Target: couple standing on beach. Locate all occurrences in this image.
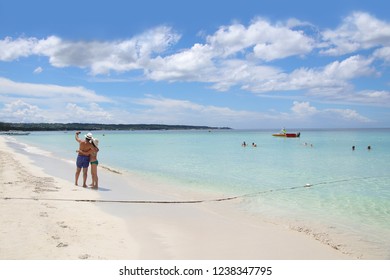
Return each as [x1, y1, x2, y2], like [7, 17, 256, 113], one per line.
[75, 131, 99, 189]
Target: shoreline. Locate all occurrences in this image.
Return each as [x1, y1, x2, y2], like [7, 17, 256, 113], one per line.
[0, 135, 350, 259]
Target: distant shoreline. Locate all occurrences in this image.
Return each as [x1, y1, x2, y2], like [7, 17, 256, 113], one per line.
[0, 122, 231, 132]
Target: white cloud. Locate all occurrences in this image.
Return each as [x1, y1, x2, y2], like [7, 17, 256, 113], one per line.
[0, 92, 373, 127]
[145, 43, 215, 81]
[0, 100, 113, 123]
[321, 12, 390, 56]
[0, 27, 180, 75]
[0, 77, 114, 123]
[206, 18, 315, 60]
[0, 18, 315, 85]
[33, 66, 43, 74]
[373, 46, 390, 62]
[143, 19, 379, 100]
[243, 55, 375, 97]
[324, 108, 372, 123]
[130, 96, 372, 128]
[49, 26, 180, 75]
[290, 101, 372, 123]
[0, 77, 111, 103]
[213, 60, 281, 92]
[131, 94, 270, 127]
[0, 36, 38, 61]
[323, 55, 375, 79]
[285, 18, 315, 29]
[64, 103, 113, 123]
[0, 100, 49, 122]
[341, 90, 390, 106]
[145, 17, 315, 84]
[291, 101, 318, 116]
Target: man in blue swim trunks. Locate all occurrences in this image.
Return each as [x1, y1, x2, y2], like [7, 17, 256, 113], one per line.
[75, 131, 93, 187]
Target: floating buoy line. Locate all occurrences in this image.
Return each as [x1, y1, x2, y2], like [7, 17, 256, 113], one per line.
[1, 176, 388, 205]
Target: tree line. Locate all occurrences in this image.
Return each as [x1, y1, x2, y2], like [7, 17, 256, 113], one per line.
[0, 122, 230, 131]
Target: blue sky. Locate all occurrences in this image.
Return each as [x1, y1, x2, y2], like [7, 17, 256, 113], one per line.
[0, 0, 389, 129]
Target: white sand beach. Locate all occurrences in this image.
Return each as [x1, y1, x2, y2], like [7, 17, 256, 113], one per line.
[0, 135, 349, 260]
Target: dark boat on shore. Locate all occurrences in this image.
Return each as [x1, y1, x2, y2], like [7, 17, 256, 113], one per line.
[0, 131, 30, 136]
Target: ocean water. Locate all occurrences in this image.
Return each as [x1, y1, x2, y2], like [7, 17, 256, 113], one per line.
[6, 129, 390, 259]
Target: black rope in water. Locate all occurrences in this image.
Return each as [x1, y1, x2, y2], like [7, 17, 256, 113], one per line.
[1, 195, 239, 204]
[1, 196, 205, 204]
[1, 176, 388, 205]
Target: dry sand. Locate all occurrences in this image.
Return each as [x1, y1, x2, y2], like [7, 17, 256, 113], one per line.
[0, 136, 350, 259]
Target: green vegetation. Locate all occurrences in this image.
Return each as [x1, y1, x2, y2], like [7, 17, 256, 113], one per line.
[0, 122, 230, 131]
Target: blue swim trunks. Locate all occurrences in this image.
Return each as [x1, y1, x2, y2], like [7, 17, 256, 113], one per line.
[76, 155, 90, 168]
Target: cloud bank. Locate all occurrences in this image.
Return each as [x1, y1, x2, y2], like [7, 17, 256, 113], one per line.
[1, 11, 389, 127]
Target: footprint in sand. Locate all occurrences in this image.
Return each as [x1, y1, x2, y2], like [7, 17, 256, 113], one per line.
[79, 254, 91, 259]
[39, 212, 48, 217]
[56, 242, 68, 248]
[51, 235, 60, 240]
[57, 221, 69, 229]
[41, 202, 56, 209]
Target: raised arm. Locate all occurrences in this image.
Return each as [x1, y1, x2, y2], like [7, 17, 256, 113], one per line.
[75, 131, 83, 143]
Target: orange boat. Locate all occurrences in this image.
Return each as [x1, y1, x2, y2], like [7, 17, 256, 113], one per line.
[272, 132, 300, 138]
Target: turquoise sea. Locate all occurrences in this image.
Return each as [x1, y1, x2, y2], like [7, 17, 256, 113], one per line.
[6, 129, 390, 259]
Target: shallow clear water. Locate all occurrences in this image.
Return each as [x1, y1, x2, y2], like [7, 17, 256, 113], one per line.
[8, 129, 390, 258]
